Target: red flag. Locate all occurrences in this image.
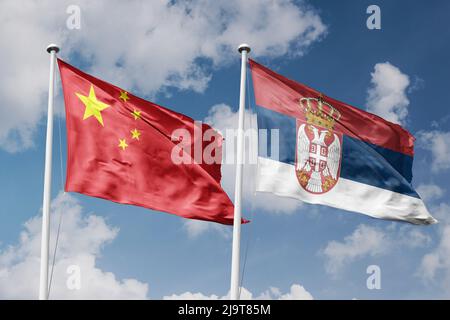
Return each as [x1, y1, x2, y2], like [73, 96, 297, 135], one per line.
[58, 59, 237, 224]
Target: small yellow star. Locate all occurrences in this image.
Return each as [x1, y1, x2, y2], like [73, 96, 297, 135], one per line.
[131, 128, 141, 140]
[75, 85, 110, 126]
[118, 138, 128, 150]
[119, 90, 129, 102]
[131, 109, 141, 120]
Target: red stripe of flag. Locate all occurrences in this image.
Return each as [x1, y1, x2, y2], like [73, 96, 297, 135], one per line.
[249, 59, 415, 156]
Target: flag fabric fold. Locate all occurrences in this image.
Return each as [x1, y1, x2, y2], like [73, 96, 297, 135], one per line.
[58, 59, 236, 225]
[249, 59, 436, 225]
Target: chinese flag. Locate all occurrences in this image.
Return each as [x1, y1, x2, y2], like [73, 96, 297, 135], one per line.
[58, 59, 236, 225]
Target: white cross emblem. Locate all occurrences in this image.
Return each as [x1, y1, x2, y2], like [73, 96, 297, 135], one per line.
[309, 144, 327, 171]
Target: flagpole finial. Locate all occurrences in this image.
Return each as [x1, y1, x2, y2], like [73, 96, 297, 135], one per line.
[46, 44, 60, 54]
[238, 43, 251, 54]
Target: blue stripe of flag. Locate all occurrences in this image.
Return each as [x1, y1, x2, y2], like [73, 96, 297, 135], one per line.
[256, 107, 418, 198]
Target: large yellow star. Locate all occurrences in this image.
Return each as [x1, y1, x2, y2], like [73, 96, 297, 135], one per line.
[75, 85, 110, 126]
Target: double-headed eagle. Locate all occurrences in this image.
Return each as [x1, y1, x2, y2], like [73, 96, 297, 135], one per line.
[296, 124, 341, 193]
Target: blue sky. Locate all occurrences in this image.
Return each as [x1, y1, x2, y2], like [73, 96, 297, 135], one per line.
[1, 0, 450, 299]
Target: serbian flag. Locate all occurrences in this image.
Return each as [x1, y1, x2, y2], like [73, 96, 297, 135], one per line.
[250, 59, 436, 225]
[58, 59, 236, 225]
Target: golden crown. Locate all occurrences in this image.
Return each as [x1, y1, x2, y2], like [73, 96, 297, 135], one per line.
[299, 96, 341, 130]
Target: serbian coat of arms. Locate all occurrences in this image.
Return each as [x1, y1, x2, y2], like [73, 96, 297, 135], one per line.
[296, 97, 343, 194]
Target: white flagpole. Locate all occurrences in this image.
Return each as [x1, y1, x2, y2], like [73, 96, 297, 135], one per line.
[230, 43, 251, 300]
[39, 44, 60, 300]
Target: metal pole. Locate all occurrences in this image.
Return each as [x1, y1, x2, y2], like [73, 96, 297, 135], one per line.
[39, 44, 59, 300]
[230, 43, 251, 300]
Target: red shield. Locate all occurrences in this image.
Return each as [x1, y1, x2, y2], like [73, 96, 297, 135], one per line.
[295, 119, 342, 194]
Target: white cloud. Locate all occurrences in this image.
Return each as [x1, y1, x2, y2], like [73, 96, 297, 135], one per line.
[321, 224, 431, 276]
[259, 284, 313, 300]
[164, 287, 253, 300]
[0, 1, 67, 152]
[419, 225, 450, 293]
[397, 228, 432, 249]
[163, 283, 313, 300]
[417, 184, 444, 202]
[0, 193, 148, 299]
[418, 202, 450, 295]
[0, 0, 326, 152]
[417, 130, 450, 172]
[432, 202, 450, 225]
[322, 224, 388, 276]
[366, 62, 411, 125]
[183, 219, 231, 239]
[164, 291, 221, 300]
